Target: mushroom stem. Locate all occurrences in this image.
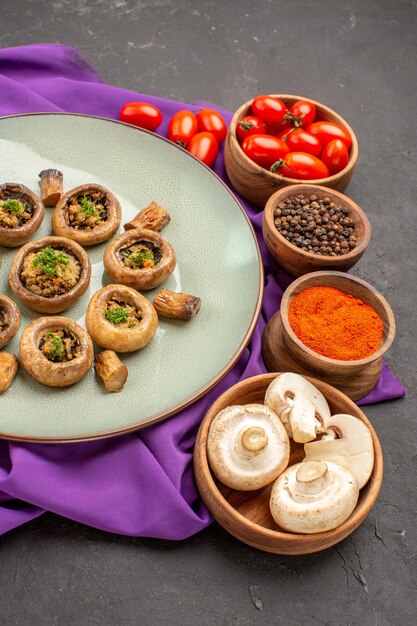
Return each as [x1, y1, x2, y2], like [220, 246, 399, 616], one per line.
[295, 461, 330, 495]
[124, 202, 170, 232]
[0, 352, 19, 394]
[241, 426, 268, 452]
[39, 169, 63, 207]
[153, 288, 202, 320]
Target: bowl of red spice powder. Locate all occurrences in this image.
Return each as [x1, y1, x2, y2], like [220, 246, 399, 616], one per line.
[262, 271, 396, 400]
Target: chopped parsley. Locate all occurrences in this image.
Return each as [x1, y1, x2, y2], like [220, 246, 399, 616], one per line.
[105, 306, 129, 325]
[2, 198, 24, 215]
[32, 246, 70, 277]
[79, 196, 96, 216]
[45, 332, 65, 360]
[126, 249, 155, 268]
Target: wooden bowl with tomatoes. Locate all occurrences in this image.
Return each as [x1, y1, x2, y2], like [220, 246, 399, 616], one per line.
[224, 95, 358, 208]
[262, 184, 371, 277]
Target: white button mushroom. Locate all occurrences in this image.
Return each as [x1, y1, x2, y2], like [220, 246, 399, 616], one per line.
[269, 460, 359, 534]
[264, 373, 330, 444]
[207, 404, 290, 490]
[303, 413, 375, 489]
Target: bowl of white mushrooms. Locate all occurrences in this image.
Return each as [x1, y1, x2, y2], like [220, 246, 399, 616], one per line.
[193, 372, 382, 555]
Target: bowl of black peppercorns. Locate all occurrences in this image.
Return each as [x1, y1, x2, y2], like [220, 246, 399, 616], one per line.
[262, 184, 371, 277]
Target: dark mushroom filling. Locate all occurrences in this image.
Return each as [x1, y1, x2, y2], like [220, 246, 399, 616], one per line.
[20, 245, 81, 297]
[38, 328, 81, 362]
[119, 241, 162, 270]
[0, 307, 6, 333]
[0, 190, 34, 229]
[104, 298, 142, 328]
[65, 192, 109, 230]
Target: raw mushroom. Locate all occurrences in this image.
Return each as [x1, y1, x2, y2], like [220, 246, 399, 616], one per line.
[303, 413, 374, 489]
[270, 460, 359, 534]
[207, 404, 290, 490]
[264, 373, 329, 443]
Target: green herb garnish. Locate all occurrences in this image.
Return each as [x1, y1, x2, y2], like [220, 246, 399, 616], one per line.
[128, 250, 155, 267]
[105, 306, 129, 325]
[32, 246, 70, 276]
[2, 199, 24, 215]
[128, 322, 137, 328]
[45, 332, 65, 360]
[79, 196, 96, 216]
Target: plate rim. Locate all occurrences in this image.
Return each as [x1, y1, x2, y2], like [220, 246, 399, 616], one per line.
[0, 112, 264, 443]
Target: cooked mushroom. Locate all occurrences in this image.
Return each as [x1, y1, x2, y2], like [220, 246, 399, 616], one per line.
[153, 288, 201, 320]
[0, 352, 19, 394]
[38, 169, 63, 207]
[85, 284, 158, 352]
[264, 373, 329, 443]
[207, 404, 290, 490]
[269, 460, 359, 534]
[52, 183, 122, 246]
[19, 316, 94, 387]
[124, 201, 170, 232]
[95, 350, 128, 392]
[0, 295, 20, 349]
[9, 236, 91, 313]
[303, 413, 374, 489]
[0, 183, 45, 247]
[103, 228, 176, 291]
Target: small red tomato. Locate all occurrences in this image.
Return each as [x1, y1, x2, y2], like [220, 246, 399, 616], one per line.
[251, 96, 288, 126]
[307, 121, 352, 148]
[188, 132, 219, 167]
[196, 109, 227, 143]
[242, 134, 290, 169]
[168, 110, 198, 147]
[289, 100, 316, 128]
[285, 129, 322, 157]
[271, 152, 329, 180]
[321, 139, 349, 174]
[119, 102, 162, 131]
[236, 115, 266, 142]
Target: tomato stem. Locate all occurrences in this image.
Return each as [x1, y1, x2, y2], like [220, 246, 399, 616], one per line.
[175, 140, 188, 148]
[270, 160, 296, 174]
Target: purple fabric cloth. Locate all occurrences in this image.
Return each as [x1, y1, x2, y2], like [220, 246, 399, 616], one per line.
[0, 45, 405, 539]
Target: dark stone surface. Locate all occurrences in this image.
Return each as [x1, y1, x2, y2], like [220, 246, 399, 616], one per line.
[1, 1, 416, 624]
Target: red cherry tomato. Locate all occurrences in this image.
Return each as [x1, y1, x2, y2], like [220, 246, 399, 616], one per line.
[242, 134, 290, 169]
[320, 139, 349, 175]
[168, 110, 198, 147]
[188, 132, 219, 167]
[119, 102, 162, 131]
[272, 152, 329, 180]
[289, 100, 316, 128]
[236, 115, 266, 143]
[307, 121, 352, 148]
[285, 129, 322, 157]
[196, 109, 227, 143]
[251, 96, 288, 127]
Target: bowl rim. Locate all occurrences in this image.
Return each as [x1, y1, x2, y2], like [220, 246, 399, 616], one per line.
[228, 94, 359, 185]
[280, 270, 396, 366]
[194, 372, 383, 548]
[263, 183, 371, 264]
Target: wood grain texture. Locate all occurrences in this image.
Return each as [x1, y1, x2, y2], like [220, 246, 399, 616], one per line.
[193, 373, 383, 555]
[262, 184, 371, 277]
[224, 95, 359, 208]
[262, 271, 396, 400]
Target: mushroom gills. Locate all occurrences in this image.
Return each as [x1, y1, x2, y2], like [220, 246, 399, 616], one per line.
[303, 413, 374, 489]
[207, 404, 290, 491]
[264, 373, 329, 443]
[269, 460, 359, 534]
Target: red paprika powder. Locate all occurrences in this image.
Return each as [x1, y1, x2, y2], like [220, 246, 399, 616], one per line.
[288, 286, 384, 361]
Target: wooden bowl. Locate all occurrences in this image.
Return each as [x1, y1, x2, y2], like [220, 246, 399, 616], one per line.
[262, 271, 396, 400]
[262, 184, 371, 277]
[224, 94, 358, 208]
[194, 373, 383, 555]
